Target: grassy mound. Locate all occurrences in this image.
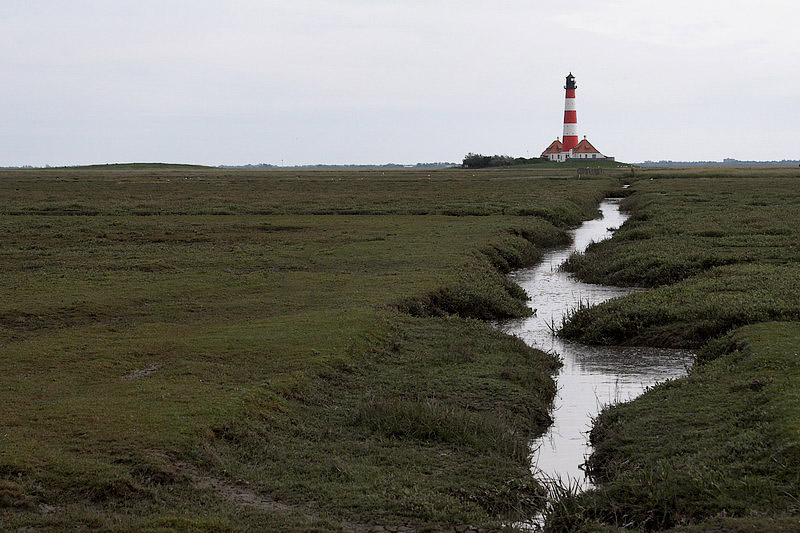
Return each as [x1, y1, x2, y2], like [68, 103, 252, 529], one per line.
[561, 174, 800, 347]
[545, 322, 800, 532]
[560, 263, 800, 347]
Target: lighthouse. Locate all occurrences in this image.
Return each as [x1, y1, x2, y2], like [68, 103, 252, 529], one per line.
[540, 73, 613, 162]
[562, 73, 579, 153]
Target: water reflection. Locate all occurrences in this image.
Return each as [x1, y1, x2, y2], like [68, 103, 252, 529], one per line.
[497, 199, 693, 487]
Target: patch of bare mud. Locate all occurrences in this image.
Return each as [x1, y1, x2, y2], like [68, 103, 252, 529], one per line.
[122, 364, 160, 380]
[174, 461, 493, 532]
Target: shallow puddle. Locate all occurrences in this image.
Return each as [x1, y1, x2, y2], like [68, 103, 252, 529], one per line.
[497, 199, 694, 488]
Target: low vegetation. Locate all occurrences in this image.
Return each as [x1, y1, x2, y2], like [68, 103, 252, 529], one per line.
[0, 167, 618, 530]
[0, 166, 609, 221]
[561, 174, 800, 347]
[546, 322, 800, 532]
[552, 169, 800, 531]
[461, 153, 627, 170]
[560, 263, 800, 348]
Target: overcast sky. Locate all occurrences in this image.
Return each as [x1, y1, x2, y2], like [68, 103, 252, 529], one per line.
[2, 1, 799, 166]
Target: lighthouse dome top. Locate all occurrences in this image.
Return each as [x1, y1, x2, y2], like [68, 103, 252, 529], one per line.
[565, 73, 577, 90]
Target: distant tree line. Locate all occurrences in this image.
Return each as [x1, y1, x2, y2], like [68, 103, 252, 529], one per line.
[462, 153, 548, 169]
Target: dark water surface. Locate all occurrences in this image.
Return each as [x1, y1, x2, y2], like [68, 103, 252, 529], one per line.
[497, 199, 694, 488]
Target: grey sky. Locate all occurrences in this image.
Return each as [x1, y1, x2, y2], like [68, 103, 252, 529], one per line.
[2, 0, 798, 166]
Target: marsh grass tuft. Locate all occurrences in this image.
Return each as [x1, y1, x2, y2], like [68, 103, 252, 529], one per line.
[560, 174, 800, 347]
[353, 397, 529, 461]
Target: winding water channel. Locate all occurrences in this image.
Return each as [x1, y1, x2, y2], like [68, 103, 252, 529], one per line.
[497, 199, 694, 488]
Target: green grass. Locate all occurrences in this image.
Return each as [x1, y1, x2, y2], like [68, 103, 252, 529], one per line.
[0, 167, 617, 530]
[560, 173, 800, 347]
[544, 322, 800, 532]
[475, 159, 632, 171]
[1, 167, 614, 221]
[548, 168, 800, 531]
[560, 263, 800, 348]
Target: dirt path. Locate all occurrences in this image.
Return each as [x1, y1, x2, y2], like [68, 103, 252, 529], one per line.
[175, 461, 493, 532]
[175, 461, 375, 531]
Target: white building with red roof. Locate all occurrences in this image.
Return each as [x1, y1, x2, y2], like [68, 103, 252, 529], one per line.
[541, 139, 563, 158]
[570, 137, 609, 159]
[541, 136, 611, 162]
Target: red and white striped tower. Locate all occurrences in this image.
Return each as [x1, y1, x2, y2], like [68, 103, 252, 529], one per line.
[562, 73, 578, 153]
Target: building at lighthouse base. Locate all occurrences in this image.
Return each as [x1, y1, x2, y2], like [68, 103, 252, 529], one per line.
[540, 137, 613, 162]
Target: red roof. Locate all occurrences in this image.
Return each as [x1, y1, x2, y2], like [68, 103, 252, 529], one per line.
[572, 138, 602, 154]
[540, 139, 563, 156]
